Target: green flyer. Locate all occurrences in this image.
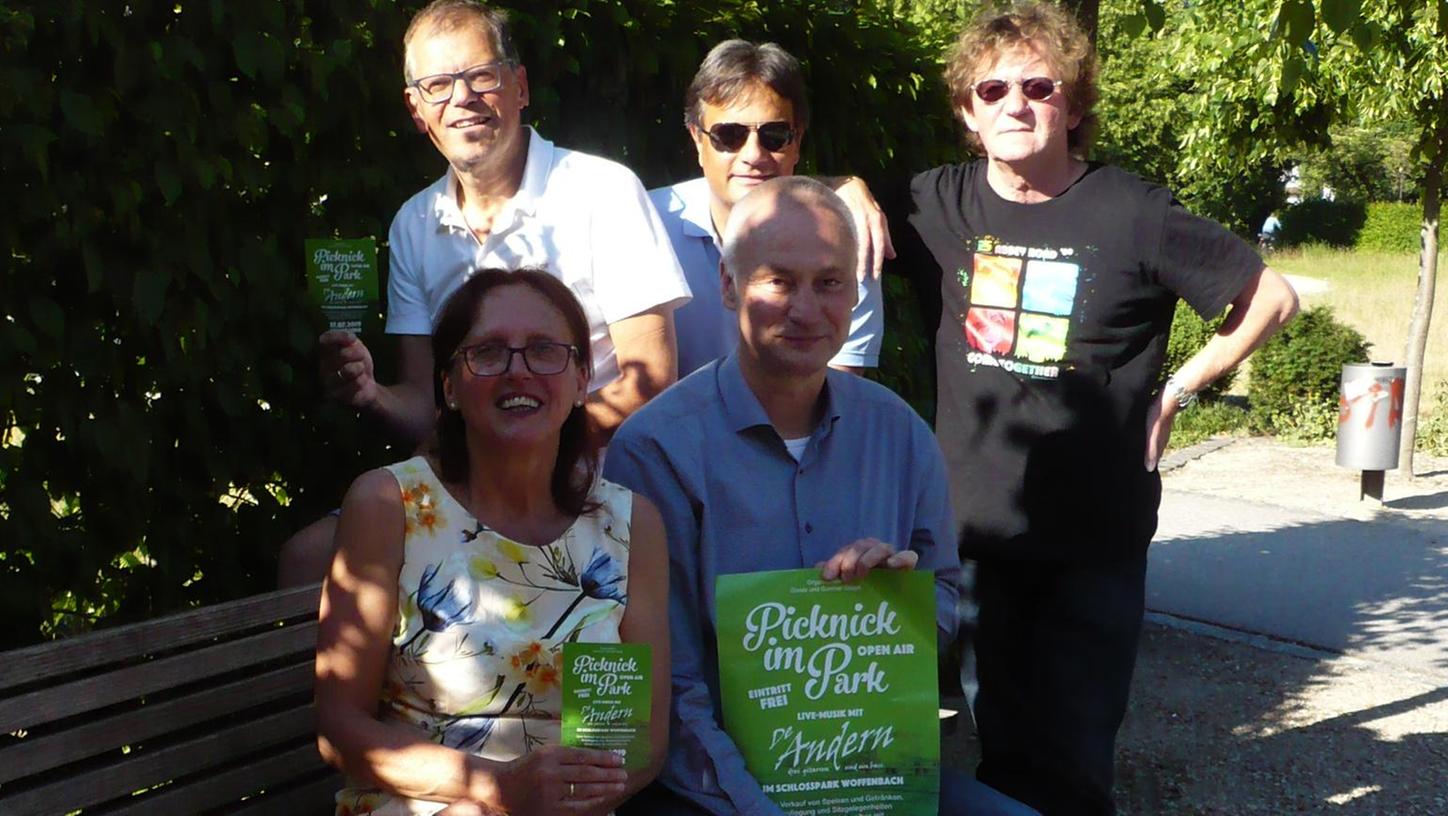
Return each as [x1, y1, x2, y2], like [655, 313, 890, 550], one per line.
[716, 569, 939, 816]
[305, 237, 378, 333]
[561, 642, 651, 771]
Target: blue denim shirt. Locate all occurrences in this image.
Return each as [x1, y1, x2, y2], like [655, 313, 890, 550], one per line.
[648, 178, 885, 377]
[604, 355, 960, 815]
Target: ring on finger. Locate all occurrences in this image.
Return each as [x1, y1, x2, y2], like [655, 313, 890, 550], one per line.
[335, 368, 346, 381]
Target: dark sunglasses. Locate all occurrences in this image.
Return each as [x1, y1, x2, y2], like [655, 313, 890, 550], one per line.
[972, 76, 1063, 104]
[703, 121, 796, 153]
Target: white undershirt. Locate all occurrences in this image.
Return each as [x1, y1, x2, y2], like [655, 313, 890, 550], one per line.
[782, 436, 810, 462]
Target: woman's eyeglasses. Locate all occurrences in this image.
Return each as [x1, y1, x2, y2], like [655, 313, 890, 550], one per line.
[454, 341, 578, 376]
[972, 77, 1063, 104]
[703, 121, 796, 153]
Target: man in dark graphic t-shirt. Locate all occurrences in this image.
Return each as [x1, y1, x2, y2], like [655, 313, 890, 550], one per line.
[891, 3, 1299, 814]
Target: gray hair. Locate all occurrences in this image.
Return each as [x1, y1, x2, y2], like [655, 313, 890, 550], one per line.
[684, 40, 810, 130]
[403, 0, 518, 84]
[720, 177, 858, 283]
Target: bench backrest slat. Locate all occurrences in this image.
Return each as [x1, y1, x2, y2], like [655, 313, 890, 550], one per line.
[101, 743, 334, 816]
[1, 585, 336, 815]
[0, 661, 314, 785]
[0, 585, 321, 692]
[0, 703, 315, 814]
[0, 621, 318, 734]
[222, 769, 344, 816]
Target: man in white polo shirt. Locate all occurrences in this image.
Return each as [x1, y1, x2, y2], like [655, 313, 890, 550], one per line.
[279, 0, 690, 586]
[650, 40, 883, 376]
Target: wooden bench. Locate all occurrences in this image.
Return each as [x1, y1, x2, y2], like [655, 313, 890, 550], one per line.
[0, 584, 341, 815]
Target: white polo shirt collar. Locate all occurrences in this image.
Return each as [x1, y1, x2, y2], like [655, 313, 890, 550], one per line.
[431, 127, 554, 235]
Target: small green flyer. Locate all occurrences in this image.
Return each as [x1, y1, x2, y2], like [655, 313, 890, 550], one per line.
[716, 569, 939, 816]
[305, 237, 378, 333]
[561, 642, 651, 771]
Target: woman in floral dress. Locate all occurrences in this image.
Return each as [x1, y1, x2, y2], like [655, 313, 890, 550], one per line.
[315, 269, 670, 816]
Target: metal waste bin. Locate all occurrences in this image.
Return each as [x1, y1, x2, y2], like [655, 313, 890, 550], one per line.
[1336, 362, 1405, 499]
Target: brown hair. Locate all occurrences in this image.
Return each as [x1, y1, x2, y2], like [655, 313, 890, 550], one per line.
[430, 269, 598, 517]
[403, 0, 518, 83]
[944, 1, 1098, 158]
[684, 39, 810, 130]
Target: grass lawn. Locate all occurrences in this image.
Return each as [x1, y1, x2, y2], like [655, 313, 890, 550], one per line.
[1264, 245, 1447, 409]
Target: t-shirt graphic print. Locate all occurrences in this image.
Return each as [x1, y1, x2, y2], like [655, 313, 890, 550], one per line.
[960, 237, 1082, 380]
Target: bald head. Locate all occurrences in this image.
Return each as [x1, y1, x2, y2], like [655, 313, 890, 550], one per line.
[718, 177, 860, 382]
[720, 177, 859, 285]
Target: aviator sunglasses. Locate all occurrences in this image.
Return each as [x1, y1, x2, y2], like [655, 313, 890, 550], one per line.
[972, 76, 1063, 104]
[703, 121, 796, 153]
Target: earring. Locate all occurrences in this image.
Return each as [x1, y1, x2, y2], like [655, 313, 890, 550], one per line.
[448, 401, 458, 410]
[574, 399, 584, 407]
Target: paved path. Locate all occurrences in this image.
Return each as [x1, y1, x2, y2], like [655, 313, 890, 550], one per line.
[1148, 438, 1448, 679]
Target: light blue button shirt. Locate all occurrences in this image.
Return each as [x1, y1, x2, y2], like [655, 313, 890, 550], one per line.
[604, 354, 959, 815]
[649, 178, 885, 377]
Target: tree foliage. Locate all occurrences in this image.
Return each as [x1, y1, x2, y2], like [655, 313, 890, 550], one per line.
[1297, 120, 1423, 203]
[0, 0, 960, 647]
[1094, 1, 1289, 235]
[1145, 0, 1446, 241]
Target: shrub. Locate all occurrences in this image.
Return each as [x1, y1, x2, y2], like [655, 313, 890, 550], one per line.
[1418, 383, 1448, 457]
[1248, 306, 1369, 438]
[1278, 198, 1367, 248]
[1266, 399, 1342, 445]
[1163, 300, 1236, 400]
[1171, 400, 1250, 449]
[1355, 202, 1422, 254]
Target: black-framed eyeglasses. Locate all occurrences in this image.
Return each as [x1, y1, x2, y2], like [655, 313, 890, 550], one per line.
[703, 121, 796, 153]
[972, 76, 1063, 104]
[454, 341, 578, 377]
[409, 61, 513, 104]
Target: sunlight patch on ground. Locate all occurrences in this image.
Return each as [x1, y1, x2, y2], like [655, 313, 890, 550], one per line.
[1325, 785, 1382, 805]
[1234, 656, 1448, 741]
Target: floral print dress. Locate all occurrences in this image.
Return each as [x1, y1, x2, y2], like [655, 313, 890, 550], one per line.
[336, 456, 633, 816]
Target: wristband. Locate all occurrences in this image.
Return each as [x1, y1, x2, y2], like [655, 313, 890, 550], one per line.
[1163, 375, 1198, 410]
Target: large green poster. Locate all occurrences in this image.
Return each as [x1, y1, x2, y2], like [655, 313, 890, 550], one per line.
[716, 569, 939, 815]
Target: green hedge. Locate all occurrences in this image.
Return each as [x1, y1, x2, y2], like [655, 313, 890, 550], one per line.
[1247, 305, 1368, 440]
[1278, 198, 1368, 248]
[0, 0, 959, 646]
[1355, 202, 1422, 253]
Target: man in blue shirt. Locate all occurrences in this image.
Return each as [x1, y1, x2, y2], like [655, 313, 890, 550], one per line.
[649, 40, 884, 377]
[605, 178, 1034, 815]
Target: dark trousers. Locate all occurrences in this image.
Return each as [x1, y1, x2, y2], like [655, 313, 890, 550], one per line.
[969, 557, 1147, 816]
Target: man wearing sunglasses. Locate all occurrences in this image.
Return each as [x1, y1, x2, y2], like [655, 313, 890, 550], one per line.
[280, 0, 691, 586]
[648, 40, 885, 377]
[891, 3, 1299, 813]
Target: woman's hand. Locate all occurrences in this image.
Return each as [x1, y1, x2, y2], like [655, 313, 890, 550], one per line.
[497, 745, 628, 814]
